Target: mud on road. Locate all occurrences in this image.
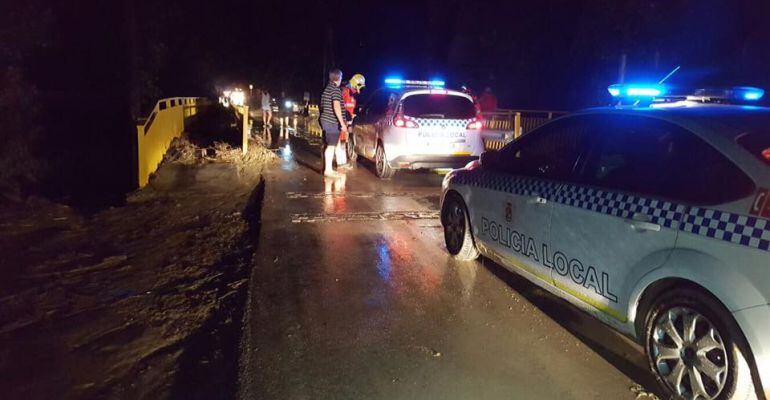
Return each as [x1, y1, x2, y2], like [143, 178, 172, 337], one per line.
[0, 131, 275, 399]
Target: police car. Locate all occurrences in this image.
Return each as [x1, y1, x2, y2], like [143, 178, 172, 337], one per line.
[349, 78, 484, 178]
[440, 84, 770, 400]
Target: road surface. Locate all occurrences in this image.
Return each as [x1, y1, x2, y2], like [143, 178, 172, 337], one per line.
[238, 126, 659, 399]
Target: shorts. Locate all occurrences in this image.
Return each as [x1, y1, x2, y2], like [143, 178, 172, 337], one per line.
[321, 120, 341, 146]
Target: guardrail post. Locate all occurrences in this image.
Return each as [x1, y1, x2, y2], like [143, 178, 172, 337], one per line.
[514, 112, 522, 139]
[242, 105, 249, 155]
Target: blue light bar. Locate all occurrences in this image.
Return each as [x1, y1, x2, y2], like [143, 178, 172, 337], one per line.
[739, 87, 764, 101]
[608, 83, 665, 98]
[384, 78, 445, 88]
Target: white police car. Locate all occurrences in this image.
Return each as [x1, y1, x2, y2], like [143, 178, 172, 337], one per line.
[349, 79, 484, 178]
[441, 84, 770, 400]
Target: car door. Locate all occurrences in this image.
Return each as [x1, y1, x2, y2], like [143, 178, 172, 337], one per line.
[548, 114, 689, 325]
[469, 117, 591, 286]
[354, 90, 394, 159]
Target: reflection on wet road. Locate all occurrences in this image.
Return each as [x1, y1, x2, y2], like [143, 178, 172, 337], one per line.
[239, 127, 655, 399]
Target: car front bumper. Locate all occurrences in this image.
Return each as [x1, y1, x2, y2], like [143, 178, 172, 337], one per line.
[733, 304, 770, 399]
[388, 154, 478, 170]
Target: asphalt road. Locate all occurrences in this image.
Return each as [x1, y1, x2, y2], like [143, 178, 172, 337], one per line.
[238, 126, 660, 399]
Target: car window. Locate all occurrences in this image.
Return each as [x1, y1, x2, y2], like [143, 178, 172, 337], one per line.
[401, 94, 475, 119]
[362, 90, 395, 118]
[497, 116, 594, 181]
[579, 115, 754, 205]
[736, 132, 770, 166]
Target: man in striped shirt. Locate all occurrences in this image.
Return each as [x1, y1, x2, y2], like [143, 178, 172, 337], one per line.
[320, 68, 349, 177]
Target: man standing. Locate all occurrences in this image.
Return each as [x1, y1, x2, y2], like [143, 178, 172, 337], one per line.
[320, 68, 348, 178]
[261, 89, 272, 128]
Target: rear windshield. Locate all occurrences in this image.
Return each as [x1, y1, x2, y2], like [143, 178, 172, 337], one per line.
[736, 132, 770, 165]
[401, 94, 476, 119]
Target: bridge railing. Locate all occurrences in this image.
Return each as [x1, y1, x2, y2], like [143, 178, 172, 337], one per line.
[136, 97, 206, 187]
[482, 109, 567, 150]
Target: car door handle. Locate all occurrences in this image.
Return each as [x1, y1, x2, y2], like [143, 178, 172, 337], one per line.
[527, 196, 547, 205]
[625, 215, 661, 232]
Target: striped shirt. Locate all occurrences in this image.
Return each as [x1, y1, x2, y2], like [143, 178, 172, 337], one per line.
[320, 82, 343, 125]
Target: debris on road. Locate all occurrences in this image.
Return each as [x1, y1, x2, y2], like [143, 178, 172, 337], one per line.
[0, 137, 275, 399]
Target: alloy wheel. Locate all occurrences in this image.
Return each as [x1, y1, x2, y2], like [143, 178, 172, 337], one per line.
[444, 201, 466, 253]
[650, 306, 728, 400]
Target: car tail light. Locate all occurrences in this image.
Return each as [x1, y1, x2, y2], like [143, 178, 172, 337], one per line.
[762, 148, 770, 162]
[393, 116, 419, 129]
[465, 118, 483, 130]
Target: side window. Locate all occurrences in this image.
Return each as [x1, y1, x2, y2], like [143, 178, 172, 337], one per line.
[498, 116, 594, 181]
[579, 115, 754, 205]
[361, 90, 395, 122]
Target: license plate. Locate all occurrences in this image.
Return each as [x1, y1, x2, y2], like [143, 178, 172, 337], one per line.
[417, 130, 466, 139]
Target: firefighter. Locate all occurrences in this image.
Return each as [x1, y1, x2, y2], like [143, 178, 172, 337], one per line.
[336, 73, 365, 168]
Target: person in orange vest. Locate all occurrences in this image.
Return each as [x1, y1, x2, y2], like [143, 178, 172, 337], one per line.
[336, 73, 366, 168]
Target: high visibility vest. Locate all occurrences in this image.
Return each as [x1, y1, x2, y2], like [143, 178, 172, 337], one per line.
[342, 86, 357, 118]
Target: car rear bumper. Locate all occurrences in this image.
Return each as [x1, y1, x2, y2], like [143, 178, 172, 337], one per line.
[733, 304, 770, 399]
[389, 154, 478, 170]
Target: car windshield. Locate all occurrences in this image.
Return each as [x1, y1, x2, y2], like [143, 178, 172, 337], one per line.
[402, 94, 476, 119]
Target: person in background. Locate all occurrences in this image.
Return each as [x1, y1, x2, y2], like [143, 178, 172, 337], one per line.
[319, 68, 348, 178]
[336, 73, 366, 169]
[261, 89, 272, 127]
[478, 86, 498, 113]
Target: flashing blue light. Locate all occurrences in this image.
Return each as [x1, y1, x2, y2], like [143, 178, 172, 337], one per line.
[608, 83, 665, 98]
[384, 77, 445, 88]
[743, 89, 764, 101]
[627, 87, 662, 96]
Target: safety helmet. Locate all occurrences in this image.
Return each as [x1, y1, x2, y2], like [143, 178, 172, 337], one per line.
[349, 74, 366, 92]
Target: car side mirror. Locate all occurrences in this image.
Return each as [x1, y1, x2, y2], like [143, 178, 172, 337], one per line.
[480, 151, 501, 169]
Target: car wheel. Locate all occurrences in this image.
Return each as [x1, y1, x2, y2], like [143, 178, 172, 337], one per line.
[441, 192, 480, 261]
[346, 137, 358, 163]
[375, 144, 394, 179]
[644, 288, 757, 400]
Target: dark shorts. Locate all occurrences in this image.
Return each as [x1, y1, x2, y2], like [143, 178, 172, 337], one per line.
[321, 120, 341, 145]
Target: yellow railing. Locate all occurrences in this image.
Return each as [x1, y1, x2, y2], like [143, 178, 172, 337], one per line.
[301, 104, 322, 137]
[231, 104, 251, 154]
[136, 97, 204, 187]
[482, 109, 567, 151]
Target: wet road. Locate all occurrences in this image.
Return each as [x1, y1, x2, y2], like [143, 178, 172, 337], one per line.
[239, 127, 658, 399]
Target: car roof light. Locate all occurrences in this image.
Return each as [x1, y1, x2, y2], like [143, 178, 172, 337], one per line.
[384, 77, 445, 89]
[739, 87, 764, 101]
[609, 83, 765, 105]
[608, 83, 665, 98]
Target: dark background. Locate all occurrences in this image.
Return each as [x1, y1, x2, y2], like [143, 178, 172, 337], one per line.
[2, 0, 770, 204]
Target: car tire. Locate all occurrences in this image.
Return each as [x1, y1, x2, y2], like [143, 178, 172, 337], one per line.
[346, 137, 358, 163]
[375, 144, 394, 179]
[441, 192, 480, 261]
[643, 287, 757, 400]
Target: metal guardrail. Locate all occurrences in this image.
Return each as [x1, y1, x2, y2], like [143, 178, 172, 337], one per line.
[136, 97, 205, 187]
[295, 105, 566, 151]
[482, 109, 567, 150]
